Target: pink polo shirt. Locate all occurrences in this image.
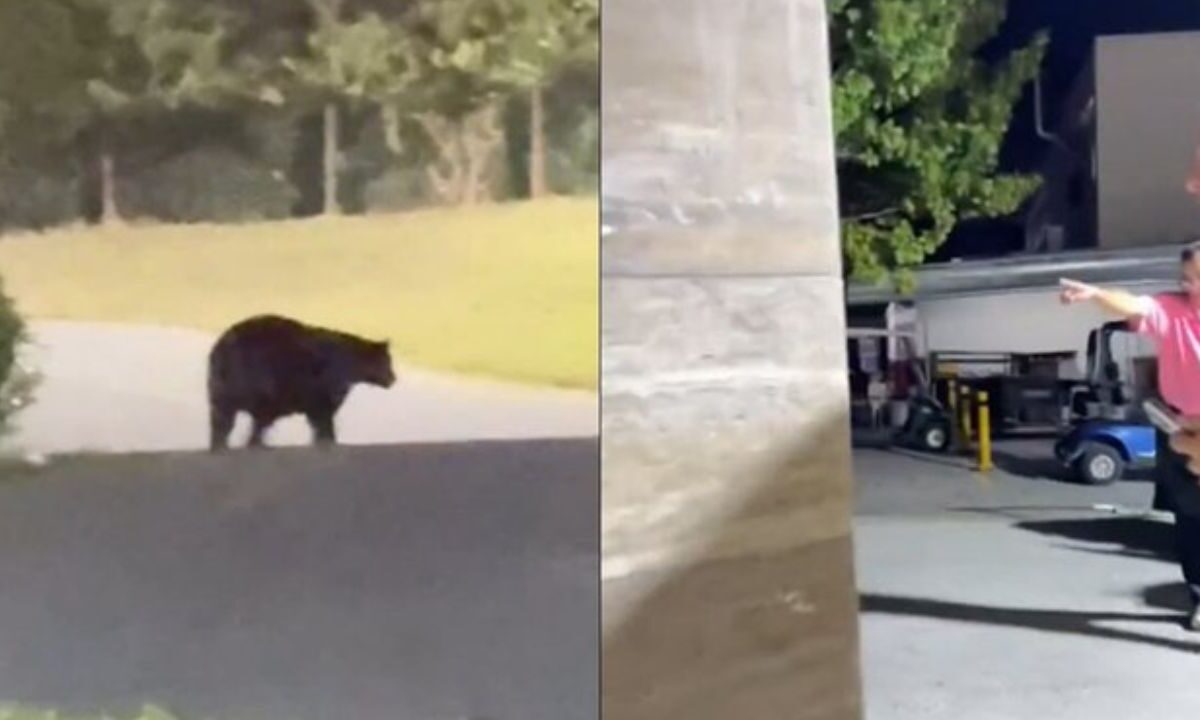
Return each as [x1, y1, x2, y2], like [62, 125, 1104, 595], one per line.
[1132, 292, 1200, 415]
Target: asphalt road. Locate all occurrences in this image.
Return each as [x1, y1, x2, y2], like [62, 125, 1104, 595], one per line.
[12, 321, 598, 456]
[854, 440, 1155, 517]
[0, 439, 599, 720]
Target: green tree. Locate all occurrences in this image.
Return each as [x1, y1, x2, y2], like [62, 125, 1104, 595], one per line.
[51, 0, 248, 224]
[0, 0, 92, 227]
[0, 0, 96, 162]
[277, 0, 418, 215]
[490, 0, 597, 198]
[830, 0, 1047, 286]
[389, 0, 535, 206]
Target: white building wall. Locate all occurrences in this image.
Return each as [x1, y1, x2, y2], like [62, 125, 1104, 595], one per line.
[916, 285, 1166, 379]
[1095, 32, 1200, 249]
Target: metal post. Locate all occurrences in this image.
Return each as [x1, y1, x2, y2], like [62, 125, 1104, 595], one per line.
[977, 390, 993, 472]
[960, 384, 973, 450]
[947, 378, 959, 451]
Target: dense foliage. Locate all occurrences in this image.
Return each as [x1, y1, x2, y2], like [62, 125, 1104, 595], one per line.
[0, 0, 598, 228]
[829, 0, 1046, 285]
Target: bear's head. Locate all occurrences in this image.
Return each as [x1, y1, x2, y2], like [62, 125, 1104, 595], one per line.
[360, 340, 396, 389]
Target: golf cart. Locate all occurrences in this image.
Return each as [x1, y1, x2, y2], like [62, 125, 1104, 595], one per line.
[895, 392, 953, 453]
[847, 328, 952, 453]
[1054, 321, 1156, 485]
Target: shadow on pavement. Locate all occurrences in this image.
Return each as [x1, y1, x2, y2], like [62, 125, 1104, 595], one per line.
[1144, 582, 1193, 613]
[877, 447, 971, 470]
[993, 449, 1154, 485]
[951, 506, 1123, 517]
[993, 450, 1073, 483]
[860, 594, 1197, 652]
[1013, 516, 1175, 564]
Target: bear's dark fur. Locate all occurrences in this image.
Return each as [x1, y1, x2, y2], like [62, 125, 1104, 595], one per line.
[207, 314, 396, 451]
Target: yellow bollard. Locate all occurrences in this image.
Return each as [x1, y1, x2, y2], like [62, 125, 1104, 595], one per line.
[959, 385, 973, 448]
[976, 390, 993, 472]
[947, 379, 959, 451]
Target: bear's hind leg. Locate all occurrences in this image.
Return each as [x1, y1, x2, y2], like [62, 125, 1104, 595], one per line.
[248, 412, 275, 449]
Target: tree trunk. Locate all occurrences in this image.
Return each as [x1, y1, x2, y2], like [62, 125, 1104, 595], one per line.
[322, 102, 341, 215]
[418, 102, 504, 206]
[99, 147, 120, 225]
[529, 85, 547, 198]
[416, 112, 463, 205]
[462, 101, 503, 206]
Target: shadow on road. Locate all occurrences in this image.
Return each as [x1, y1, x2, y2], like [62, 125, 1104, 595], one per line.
[993, 450, 1073, 483]
[1013, 516, 1175, 563]
[993, 449, 1154, 485]
[1144, 582, 1194, 613]
[873, 516, 1193, 650]
[876, 446, 971, 470]
[950, 505, 1123, 517]
[861, 593, 1198, 653]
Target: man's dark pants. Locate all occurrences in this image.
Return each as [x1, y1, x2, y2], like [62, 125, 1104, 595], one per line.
[1154, 430, 1200, 603]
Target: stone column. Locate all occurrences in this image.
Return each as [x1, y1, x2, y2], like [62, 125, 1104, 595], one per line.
[601, 1, 863, 718]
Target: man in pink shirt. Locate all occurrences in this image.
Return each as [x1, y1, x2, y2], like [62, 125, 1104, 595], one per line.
[1061, 242, 1200, 630]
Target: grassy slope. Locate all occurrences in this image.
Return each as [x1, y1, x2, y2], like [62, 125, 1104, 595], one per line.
[0, 197, 598, 389]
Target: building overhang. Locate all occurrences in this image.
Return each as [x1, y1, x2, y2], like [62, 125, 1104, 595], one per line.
[847, 245, 1182, 306]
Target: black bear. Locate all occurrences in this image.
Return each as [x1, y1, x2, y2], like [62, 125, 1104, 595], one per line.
[207, 314, 396, 451]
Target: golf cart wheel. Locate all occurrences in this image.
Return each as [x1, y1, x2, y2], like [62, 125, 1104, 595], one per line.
[920, 421, 950, 453]
[1075, 442, 1125, 486]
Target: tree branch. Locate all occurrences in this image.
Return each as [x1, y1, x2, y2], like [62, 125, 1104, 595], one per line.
[845, 207, 901, 222]
[417, 111, 468, 203]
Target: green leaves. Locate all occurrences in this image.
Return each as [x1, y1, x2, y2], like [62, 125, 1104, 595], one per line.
[0, 0, 92, 149]
[81, 0, 244, 114]
[832, 0, 1046, 287]
[418, 0, 597, 92]
[282, 9, 418, 107]
[0, 0, 596, 215]
[0, 0, 251, 143]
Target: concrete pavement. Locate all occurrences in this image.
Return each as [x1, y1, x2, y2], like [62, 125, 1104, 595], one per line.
[854, 447, 1200, 719]
[853, 443, 1155, 517]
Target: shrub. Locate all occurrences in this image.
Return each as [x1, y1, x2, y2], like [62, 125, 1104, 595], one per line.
[548, 108, 598, 195]
[362, 167, 432, 213]
[122, 148, 299, 223]
[0, 274, 36, 435]
[0, 162, 81, 232]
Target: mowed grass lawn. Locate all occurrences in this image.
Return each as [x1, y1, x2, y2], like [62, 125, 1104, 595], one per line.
[0, 197, 598, 390]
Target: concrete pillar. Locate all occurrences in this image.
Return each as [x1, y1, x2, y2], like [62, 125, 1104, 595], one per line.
[601, 1, 863, 718]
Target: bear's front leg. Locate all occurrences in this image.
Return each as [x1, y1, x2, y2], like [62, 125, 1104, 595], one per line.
[306, 409, 338, 447]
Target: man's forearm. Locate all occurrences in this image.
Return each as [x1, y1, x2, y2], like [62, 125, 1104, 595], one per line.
[1091, 287, 1148, 319]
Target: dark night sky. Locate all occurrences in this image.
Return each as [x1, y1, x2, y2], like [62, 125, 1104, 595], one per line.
[997, 0, 1200, 171]
[930, 1, 1200, 261]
